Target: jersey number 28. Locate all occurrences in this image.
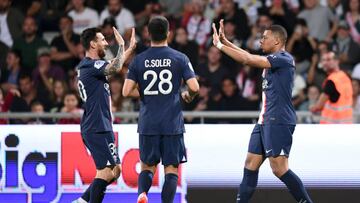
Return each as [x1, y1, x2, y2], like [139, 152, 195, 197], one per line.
[143, 69, 173, 95]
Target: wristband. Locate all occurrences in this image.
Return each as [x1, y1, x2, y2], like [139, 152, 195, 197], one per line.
[216, 41, 223, 50]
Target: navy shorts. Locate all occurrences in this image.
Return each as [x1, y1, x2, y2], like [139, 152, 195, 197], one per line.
[139, 134, 187, 166]
[248, 124, 295, 157]
[82, 131, 121, 170]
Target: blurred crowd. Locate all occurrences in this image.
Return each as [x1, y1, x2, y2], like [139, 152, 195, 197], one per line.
[0, 0, 360, 124]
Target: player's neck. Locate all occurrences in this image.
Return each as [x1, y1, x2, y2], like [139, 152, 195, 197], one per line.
[151, 40, 168, 47]
[86, 51, 100, 60]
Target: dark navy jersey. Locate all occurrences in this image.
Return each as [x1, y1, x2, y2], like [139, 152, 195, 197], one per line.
[127, 46, 196, 135]
[258, 51, 297, 125]
[77, 57, 112, 133]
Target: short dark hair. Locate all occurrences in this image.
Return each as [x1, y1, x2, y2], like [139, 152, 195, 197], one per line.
[266, 25, 288, 45]
[148, 16, 169, 42]
[81, 27, 102, 50]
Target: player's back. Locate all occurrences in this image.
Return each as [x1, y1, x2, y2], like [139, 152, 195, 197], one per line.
[77, 57, 112, 133]
[127, 46, 195, 135]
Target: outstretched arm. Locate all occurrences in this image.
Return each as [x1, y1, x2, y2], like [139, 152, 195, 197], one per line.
[104, 27, 126, 76]
[213, 21, 271, 69]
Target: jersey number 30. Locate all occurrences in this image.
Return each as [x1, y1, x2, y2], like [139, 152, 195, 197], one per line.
[78, 80, 87, 102]
[143, 69, 173, 95]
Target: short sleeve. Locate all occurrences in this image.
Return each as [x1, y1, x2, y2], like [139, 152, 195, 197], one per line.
[182, 55, 196, 81]
[91, 60, 109, 77]
[266, 54, 294, 70]
[126, 58, 138, 82]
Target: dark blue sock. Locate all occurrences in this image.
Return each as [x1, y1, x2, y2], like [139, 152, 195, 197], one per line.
[81, 178, 116, 202]
[161, 173, 178, 203]
[280, 170, 313, 203]
[81, 183, 92, 202]
[138, 170, 154, 195]
[89, 178, 108, 203]
[237, 168, 259, 203]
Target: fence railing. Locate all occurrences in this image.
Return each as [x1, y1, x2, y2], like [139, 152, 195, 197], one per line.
[1, 111, 360, 124]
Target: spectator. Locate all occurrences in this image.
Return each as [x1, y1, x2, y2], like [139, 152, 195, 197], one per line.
[343, 0, 360, 44]
[38, 0, 70, 32]
[263, 0, 297, 35]
[58, 91, 83, 124]
[220, 19, 243, 70]
[0, 0, 24, 48]
[286, 18, 317, 76]
[0, 88, 20, 124]
[298, 0, 338, 42]
[100, 0, 135, 40]
[50, 15, 81, 76]
[159, 0, 189, 19]
[235, 65, 261, 110]
[32, 47, 65, 107]
[135, 25, 151, 54]
[12, 16, 48, 73]
[214, 0, 250, 41]
[246, 13, 272, 52]
[171, 27, 199, 68]
[235, 0, 263, 25]
[327, 0, 344, 18]
[307, 41, 328, 88]
[183, 0, 211, 50]
[292, 73, 307, 109]
[197, 46, 229, 96]
[101, 17, 120, 60]
[68, 0, 100, 34]
[299, 85, 321, 123]
[28, 100, 53, 124]
[0, 49, 23, 92]
[9, 74, 37, 123]
[50, 79, 68, 113]
[219, 77, 252, 123]
[109, 75, 123, 123]
[310, 52, 353, 124]
[331, 20, 360, 72]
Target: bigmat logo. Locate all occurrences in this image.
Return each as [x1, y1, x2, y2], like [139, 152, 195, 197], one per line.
[0, 125, 186, 203]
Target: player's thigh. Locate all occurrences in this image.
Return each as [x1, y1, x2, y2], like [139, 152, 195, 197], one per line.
[244, 152, 265, 171]
[248, 124, 265, 155]
[164, 164, 179, 175]
[262, 124, 295, 158]
[269, 156, 289, 177]
[160, 134, 187, 166]
[139, 134, 161, 165]
[82, 131, 121, 170]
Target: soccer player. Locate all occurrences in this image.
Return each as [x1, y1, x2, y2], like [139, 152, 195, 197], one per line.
[73, 27, 135, 203]
[122, 16, 199, 203]
[212, 20, 313, 203]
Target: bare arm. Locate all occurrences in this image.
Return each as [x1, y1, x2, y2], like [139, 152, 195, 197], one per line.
[214, 21, 271, 69]
[182, 77, 200, 103]
[310, 92, 329, 112]
[122, 79, 140, 97]
[104, 27, 126, 76]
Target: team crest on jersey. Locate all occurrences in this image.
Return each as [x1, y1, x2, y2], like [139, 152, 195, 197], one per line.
[94, 60, 106, 69]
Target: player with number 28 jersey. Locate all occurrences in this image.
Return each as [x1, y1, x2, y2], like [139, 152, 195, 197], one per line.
[127, 47, 195, 135]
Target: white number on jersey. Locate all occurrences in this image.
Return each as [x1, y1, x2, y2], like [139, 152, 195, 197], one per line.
[77, 80, 87, 102]
[143, 69, 173, 95]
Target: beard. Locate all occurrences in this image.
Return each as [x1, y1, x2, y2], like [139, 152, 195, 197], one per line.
[98, 48, 106, 58]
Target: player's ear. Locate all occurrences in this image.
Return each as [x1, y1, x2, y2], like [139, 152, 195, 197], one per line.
[90, 40, 96, 49]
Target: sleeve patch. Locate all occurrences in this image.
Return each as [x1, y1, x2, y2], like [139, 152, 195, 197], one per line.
[94, 60, 106, 69]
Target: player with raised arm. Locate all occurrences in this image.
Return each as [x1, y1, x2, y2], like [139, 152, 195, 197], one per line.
[73, 27, 135, 203]
[122, 16, 199, 203]
[212, 20, 313, 203]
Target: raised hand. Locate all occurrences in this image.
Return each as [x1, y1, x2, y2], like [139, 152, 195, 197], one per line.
[113, 27, 124, 46]
[129, 28, 137, 50]
[219, 19, 227, 42]
[181, 91, 193, 103]
[212, 23, 220, 46]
